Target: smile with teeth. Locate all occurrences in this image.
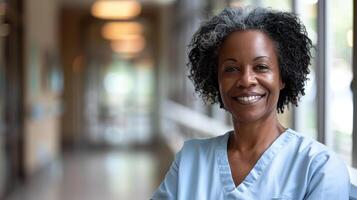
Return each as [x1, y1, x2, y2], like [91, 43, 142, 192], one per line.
[233, 95, 263, 104]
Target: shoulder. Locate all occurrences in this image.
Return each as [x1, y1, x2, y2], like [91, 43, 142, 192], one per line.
[286, 129, 335, 157]
[178, 131, 231, 161]
[182, 132, 229, 150]
[285, 129, 351, 197]
[286, 129, 350, 184]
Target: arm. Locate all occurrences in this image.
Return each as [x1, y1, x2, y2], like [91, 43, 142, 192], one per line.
[304, 153, 350, 200]
[151, 150, 181, 200]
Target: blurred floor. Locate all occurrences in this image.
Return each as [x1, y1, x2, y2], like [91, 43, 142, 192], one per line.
[5, 147, 169, 200]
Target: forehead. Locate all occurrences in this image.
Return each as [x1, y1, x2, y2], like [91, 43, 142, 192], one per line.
[218, 30, 277, 61]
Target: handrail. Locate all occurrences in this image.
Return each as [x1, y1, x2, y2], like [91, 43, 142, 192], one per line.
[162, 100, 232, 138]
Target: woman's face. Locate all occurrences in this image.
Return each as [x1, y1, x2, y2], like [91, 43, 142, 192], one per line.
[218, 30, 284, 123]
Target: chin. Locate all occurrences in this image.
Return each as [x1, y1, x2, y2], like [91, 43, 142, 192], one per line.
[230, 108, 277, 124]
[230, 111, 261, 123]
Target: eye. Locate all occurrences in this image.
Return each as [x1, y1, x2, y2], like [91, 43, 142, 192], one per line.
[224, 66, 239, 73]
[255, 64, 269, 72]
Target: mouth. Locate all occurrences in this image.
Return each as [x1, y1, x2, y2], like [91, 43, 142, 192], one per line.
[232, 94, 265, 105]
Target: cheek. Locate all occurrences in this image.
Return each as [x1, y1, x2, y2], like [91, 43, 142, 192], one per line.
[262, 74, 281, 92]
[218, 78, 235, 107]
[218, 77, 234, 95]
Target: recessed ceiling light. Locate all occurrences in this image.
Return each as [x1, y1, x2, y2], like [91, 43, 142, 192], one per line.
[91, 0, 141, 20]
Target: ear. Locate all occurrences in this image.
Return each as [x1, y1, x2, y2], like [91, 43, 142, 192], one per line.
[279, 80, 285, 90]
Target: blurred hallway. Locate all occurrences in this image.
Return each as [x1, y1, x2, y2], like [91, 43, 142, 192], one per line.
[6, 145, 173, 200]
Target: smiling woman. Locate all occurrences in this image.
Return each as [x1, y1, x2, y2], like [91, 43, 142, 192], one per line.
[151, 7, 350, 200]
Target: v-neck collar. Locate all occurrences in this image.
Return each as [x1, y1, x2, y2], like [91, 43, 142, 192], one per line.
[216, 129, 294, 198]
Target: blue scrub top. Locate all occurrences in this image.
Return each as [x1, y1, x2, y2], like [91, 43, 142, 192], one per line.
[152, 129, 350, 200]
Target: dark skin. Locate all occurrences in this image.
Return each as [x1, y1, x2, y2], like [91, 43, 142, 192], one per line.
[218, 30, 286, 187]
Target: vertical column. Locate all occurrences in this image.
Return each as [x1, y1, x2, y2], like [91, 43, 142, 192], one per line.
[352, 0, 357, 167]
[2, 0, 25, 195]
[316, 0, 327, 144]
[291, 0, 298, 131]
[0, 2, 5, 197]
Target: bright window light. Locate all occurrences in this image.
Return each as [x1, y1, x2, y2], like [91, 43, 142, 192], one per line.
[347, 29, 353, 47]
[104, 72, 133, 96]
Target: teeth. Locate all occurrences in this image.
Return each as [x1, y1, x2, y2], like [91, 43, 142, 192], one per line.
[235, 96, 262, 104]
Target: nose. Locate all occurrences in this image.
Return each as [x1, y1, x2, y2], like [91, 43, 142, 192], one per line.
[236, 68, 257, 88]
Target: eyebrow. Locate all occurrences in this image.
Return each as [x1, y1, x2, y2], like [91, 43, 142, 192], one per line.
[222, 58, 237, 63]
[222, 56, 269, 63]
[253, 56, 269, 61]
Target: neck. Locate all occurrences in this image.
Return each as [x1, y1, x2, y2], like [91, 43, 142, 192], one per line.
[229, 112, 285, 153]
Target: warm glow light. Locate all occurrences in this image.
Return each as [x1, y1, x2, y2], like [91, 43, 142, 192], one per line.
[102, 22, 143, 40]
[347, 29, 353, 47]
[111, 35, 145, 54]
[91, 0, 141, 20]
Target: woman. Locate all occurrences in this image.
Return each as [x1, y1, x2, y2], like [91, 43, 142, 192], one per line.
[152, 7, 350, 199]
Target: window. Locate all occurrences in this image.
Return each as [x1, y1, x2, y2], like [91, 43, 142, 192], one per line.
[327, 0, 353, 165]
